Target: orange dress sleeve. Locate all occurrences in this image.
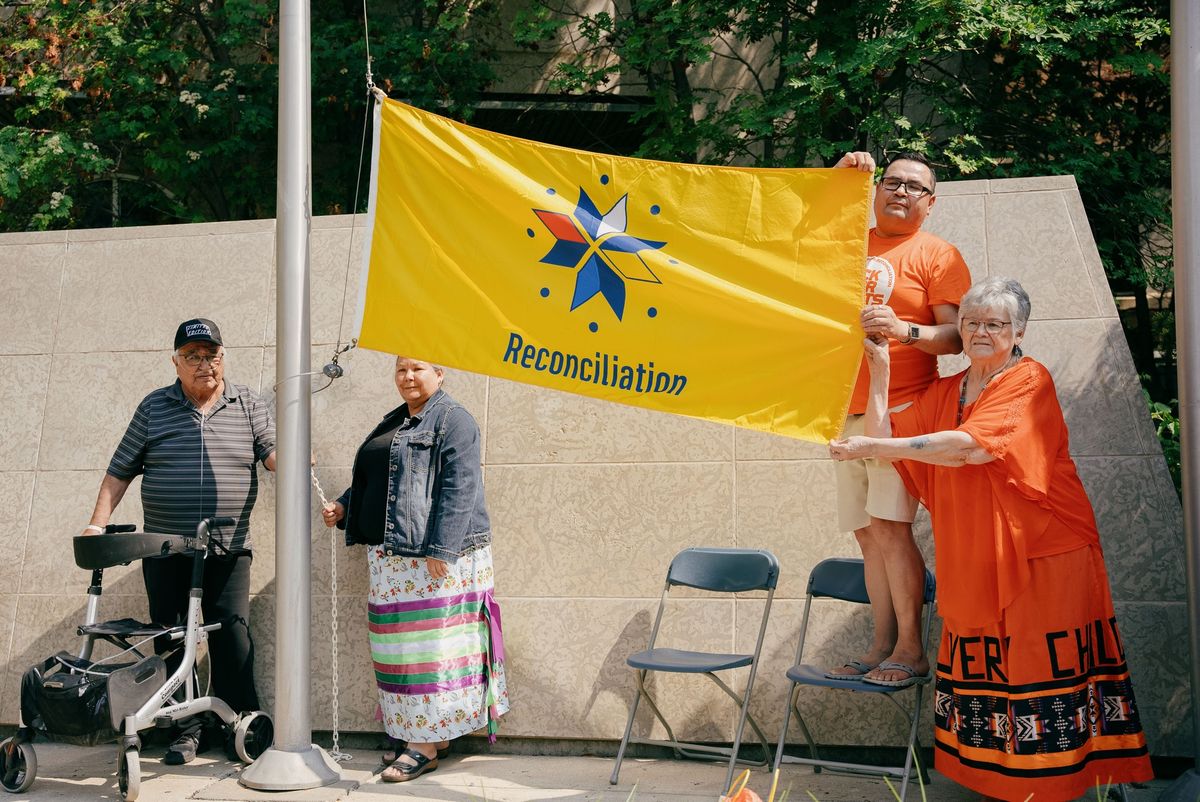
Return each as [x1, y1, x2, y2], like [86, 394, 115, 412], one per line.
[960, 358, 1100, 552]
[889, 360, 1098, 630]
[956, 360, 1059, 501]
[889, 373, 960, 505]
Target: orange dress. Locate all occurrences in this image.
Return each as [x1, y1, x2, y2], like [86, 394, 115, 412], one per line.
[891, 358, 1152, 801]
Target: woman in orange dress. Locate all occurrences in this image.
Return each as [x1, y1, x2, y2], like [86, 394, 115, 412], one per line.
[829, 276, 1152, 801]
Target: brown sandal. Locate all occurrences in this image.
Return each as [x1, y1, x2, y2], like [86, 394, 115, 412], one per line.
[380, 748, 438, 782]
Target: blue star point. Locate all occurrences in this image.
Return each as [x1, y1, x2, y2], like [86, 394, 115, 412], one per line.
[532, 187, 667, 322]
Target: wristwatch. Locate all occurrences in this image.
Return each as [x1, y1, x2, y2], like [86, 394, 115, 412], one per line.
[899, 324, 920, 344]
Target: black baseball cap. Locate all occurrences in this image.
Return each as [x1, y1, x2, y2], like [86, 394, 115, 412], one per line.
[174, 318, 223, 349]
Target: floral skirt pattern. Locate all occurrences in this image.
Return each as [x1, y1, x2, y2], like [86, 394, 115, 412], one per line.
[367, 545, 509, 743]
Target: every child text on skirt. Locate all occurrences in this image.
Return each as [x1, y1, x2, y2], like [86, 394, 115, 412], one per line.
[933, 546, 1152, 801]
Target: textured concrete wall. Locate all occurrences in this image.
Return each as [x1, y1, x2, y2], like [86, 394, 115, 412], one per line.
[0, 175, 1188, 755]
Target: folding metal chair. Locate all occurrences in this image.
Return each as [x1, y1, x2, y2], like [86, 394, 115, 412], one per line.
[610, 547, 781, 793]
[773, 557, 936, 801]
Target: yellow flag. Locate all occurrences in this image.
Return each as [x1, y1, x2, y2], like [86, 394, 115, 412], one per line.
[358, 99, 869, 442]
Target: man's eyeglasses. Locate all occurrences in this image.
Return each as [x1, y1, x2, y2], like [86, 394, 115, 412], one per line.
[878, 176, 933, 198]
[180, 353, 223, 367]
[961, 320, 1012, 335]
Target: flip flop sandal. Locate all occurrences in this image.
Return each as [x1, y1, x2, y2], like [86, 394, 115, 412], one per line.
[861, 660, 932, 688]
[823, 659, 879, 680]
[382, 738, 449, 764]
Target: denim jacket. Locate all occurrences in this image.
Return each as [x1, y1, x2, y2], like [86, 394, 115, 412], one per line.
[337, 389, 491, 560]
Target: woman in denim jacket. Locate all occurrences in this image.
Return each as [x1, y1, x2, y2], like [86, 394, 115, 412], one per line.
[322, 357, 508, 783]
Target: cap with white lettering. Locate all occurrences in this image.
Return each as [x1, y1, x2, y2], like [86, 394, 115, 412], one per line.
[174, 318, 223, 350]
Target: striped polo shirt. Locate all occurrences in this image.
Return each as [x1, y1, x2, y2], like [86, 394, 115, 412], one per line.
[107, 379, 275, 552]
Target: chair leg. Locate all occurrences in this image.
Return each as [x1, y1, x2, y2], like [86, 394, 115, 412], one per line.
[899, 724, 914, 802]
[724, 677, 759, 794]
[772, 683, 797, 773]
[789, 698, 821, 769]
[745, 712, 773, 768]
[634, 674, 685, 758]
[914, 733, 929, 785]
[898, 684, 927, 802]
[723, 743, 739, 792]
[610, 672, 645, 785]
[616, 666, 775, 791]
[706, 672, 772, 769]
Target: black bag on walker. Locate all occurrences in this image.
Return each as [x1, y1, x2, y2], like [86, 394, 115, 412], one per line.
[20, 651, 166, 746]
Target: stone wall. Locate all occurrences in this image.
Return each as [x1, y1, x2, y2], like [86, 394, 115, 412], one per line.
[0, 174, 1188, 754]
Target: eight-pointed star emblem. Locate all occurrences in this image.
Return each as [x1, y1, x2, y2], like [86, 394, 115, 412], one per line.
[532, 187, 666, 321]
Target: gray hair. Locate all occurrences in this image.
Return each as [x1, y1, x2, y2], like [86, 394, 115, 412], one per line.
[959, 277, 1031, 333]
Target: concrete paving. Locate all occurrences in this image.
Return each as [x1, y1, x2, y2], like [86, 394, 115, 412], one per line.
[8, 741, 1172, 802]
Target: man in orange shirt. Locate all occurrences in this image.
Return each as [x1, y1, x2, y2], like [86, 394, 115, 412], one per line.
[827, 152, 972, 687]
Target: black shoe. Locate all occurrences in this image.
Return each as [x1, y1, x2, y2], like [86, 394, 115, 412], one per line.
[380, 748, 438, 782]
[383, 737, 450, 763]
[164, 733, 200, 766]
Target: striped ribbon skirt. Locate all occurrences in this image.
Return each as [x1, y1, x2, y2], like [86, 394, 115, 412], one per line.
[366, 544, 509, 743]
[933, 545, 1152, 801]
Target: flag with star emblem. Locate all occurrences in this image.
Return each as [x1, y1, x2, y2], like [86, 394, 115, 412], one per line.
[356, 98, 870, 442]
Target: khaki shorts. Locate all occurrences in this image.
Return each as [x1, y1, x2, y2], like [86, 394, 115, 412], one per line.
[834, 410, 918, 532]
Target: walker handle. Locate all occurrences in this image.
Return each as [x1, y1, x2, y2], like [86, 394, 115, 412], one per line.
[191, 517, 237, 588]
[196, 516, 237, 539]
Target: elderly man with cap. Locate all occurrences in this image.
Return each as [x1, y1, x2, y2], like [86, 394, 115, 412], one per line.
[83, 318, 276, 764]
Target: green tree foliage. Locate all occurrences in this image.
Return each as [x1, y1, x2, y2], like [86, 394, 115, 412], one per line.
[1, 0, 1175, 399]
[515, 0, 1173, 394]
[1145, 388, 1181, 495]
[0, 0, 498, 229]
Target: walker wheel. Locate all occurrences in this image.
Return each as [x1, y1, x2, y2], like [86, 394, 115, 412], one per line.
[0, 738, 35, 793]
[117, 748, 139, 801]
[234, 711, 274, 763]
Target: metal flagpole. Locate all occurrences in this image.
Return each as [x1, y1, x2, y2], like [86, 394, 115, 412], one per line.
[239, 0, 339, 788]
[1161, 0, 1200, 798]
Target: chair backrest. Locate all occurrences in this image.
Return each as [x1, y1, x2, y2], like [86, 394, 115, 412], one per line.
[667, 548, 780, 592]
[808, 557, 935, 604]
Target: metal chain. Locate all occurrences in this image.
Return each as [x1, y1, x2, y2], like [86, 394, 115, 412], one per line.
[312, 467, 352, 762]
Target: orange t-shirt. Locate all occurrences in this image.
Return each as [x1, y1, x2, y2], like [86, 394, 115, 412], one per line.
[847, 229, 971, 415]
[890, 359, 1101, 631]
